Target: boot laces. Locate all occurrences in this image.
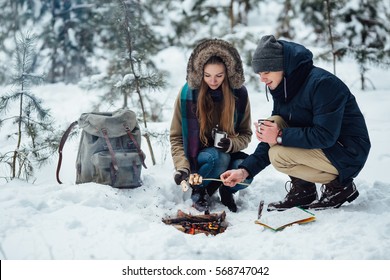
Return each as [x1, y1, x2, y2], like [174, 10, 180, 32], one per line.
[319, 183, 343, 202]
[284, 180, 293, 193]
[284, 180, 304, 195]
[283, 180, 302, 200]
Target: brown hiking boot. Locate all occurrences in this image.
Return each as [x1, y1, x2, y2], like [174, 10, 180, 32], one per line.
[267, 177, 318, 211]
[307, 179, 359, 210]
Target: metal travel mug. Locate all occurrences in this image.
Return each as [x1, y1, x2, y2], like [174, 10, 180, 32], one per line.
[257, 119, 275, 132]
[214, 130, 227, 148]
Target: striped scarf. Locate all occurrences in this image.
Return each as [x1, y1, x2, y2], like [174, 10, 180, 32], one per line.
[180, 83, 248, 172]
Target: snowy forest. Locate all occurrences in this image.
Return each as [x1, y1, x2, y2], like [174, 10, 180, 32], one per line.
[1, 0, 390, 265]
[1, 0, 389, 183]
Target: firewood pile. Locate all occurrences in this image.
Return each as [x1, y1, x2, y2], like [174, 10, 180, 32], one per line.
[162, 210, 227, 235]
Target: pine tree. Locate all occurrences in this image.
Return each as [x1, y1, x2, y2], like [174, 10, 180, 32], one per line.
[0, 0, 47, 84]
[39, 0, 100, 83]
[157, 0, 232, 46]
[94, 0, 168, 166]
[295, 0, 348, 51]
[341, 0, 390, 90]
[291, 0, 390, 88]
[0, 32, 58, 182]
[276, 0, 296, 39]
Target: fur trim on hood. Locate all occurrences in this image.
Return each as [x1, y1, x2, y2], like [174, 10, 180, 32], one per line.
[186, 38, 245, 89]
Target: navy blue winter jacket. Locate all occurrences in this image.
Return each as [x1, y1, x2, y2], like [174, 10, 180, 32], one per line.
[240, 40, 371, 184]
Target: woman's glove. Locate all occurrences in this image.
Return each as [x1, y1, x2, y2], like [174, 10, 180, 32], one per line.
[173, 169, 189, 185]
[217, 137, 232, 152]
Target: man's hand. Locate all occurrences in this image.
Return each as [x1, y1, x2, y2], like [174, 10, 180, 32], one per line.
[220, 168, 248, 187]
[255, 120, 279, 144]
[173, 169, 189, 185]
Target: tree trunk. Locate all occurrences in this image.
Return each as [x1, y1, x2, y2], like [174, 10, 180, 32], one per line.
[325, 0, 337, 75]
[121, 0, 156, 165]
[229, 0, 234, 32]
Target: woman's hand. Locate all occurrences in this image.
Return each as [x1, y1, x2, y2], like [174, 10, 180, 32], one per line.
[173, 169, 189, 185]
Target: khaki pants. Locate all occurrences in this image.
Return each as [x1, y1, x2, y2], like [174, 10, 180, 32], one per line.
[268, 116, 339, 184]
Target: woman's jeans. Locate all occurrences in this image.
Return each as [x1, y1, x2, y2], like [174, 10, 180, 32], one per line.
[197, 147, 252, 192]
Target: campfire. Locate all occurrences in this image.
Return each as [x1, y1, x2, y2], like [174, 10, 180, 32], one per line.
[162, 210, 227, 236]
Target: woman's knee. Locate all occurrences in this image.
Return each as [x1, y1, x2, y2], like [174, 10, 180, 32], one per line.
[198, 147, 230, 170]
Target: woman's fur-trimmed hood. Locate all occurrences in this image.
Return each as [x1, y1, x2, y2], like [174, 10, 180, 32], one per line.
[186, 38, 245, 89]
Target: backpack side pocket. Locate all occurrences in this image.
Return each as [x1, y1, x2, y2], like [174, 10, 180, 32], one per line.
[91, 150, 142, 188]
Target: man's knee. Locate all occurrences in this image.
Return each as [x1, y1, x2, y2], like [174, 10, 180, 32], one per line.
[269, 145, 285, 168]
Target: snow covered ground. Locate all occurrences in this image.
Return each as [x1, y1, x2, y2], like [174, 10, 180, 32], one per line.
[1, 49, 390, 263]
[1, 2, 390, 277]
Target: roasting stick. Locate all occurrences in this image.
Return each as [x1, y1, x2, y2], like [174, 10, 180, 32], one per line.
[202, 178, 250, 186]
[180, 177, 250, 192]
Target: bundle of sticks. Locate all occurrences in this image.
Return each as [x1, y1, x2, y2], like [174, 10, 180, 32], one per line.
[162, 210, 227, 235]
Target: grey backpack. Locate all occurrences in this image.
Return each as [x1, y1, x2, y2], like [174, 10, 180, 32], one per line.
[56, 109, 147, 188]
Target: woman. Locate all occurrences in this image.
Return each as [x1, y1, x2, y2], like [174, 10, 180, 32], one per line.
[170, 38, 252, 212]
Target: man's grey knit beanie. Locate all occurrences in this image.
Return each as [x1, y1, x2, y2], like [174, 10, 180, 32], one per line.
[252, 35, 284, 73]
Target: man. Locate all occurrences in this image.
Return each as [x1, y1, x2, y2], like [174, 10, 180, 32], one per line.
[220, 35, 370, 211]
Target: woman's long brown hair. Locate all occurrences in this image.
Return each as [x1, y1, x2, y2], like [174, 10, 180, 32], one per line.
[197, 56, 237, 146]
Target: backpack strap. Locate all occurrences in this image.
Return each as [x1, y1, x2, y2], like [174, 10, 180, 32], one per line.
[56, 121, 78, 184]
[101, 128, 119, 172]
[124, 124, 147, 169]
